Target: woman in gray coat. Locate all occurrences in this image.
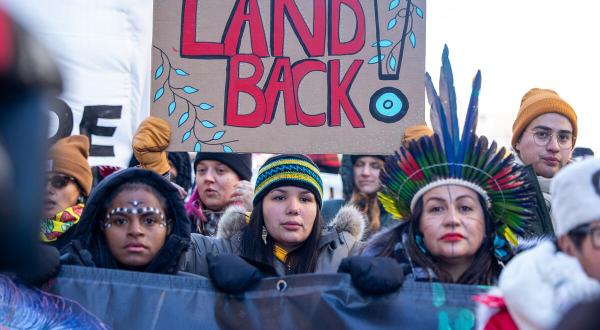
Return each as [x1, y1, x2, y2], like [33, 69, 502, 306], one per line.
[184, 154, 365, 276]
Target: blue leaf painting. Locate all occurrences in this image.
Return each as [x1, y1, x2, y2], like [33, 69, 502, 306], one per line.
[416, 6, 424, 18]
[194, 142, 201, 152]
[199, 103, 214, 110]
[223, 145, 233, 153]
[389, 54, 397, 70]
[182, 130, 191, 142]
[389, 0, 400, 10]
[212, 131, 225, 140]
[409, 31, 416, 48]
[371, 39, 393, 48]
[368, 54, 385, 64]
[154, 65, 163, 80]
[387, 18, 397, 30]
[178, 112, 189, 127]
[168, 101, 176, 115]
[200, 120, 216, 128]
[154, 87, 164, 101]
[175, 69, 189, 76]
[183, 86, 198, 94]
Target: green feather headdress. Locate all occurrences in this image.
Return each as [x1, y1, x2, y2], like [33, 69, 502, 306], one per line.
[378, 46, 537, 246]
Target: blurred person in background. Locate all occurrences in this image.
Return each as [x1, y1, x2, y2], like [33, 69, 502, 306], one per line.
[323, 124, 432, 240]
[41, 135, 92, 250]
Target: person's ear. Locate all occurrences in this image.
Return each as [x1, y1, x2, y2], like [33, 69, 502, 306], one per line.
[558, 235, 577, 256]
[514, 138, 521, 154]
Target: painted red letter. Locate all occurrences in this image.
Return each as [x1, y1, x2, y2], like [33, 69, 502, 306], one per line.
[181, 0, 225, 57]
[328, 59, 364, 127]
[292, 60, 326, 127]
[263, 58, 298, 125]
[329, 0, 365, 55]
[224, 0, 269, 57]
[225, 55, 266, 127]
[272, 0, 326, 57]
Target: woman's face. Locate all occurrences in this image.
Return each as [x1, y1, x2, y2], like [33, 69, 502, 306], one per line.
[419, 185, 485, 265]
[103, 189, 169, 269]
[195, 160, 240, 211]
[44, 172, 81, 218]
[353, 156, 384, 195]
[262, 186, 318, 251]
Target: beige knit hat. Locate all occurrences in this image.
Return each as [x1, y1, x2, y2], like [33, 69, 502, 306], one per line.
[511, 88, 577, 149]
[49, 135, 92, 196]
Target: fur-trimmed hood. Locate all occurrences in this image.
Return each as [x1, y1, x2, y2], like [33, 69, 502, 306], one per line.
[216, 205, 366, 241]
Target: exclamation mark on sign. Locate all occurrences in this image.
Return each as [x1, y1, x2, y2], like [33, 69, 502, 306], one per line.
[369, 0, 423, 123]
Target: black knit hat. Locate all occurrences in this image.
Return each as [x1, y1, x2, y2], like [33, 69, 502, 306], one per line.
[350, 155, 387, 165]
[168, 152, 192, 191]
[253, 154, 323, 206]
[194, 152, 252, 181]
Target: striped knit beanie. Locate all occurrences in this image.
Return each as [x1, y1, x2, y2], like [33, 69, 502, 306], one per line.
[253, 154, 323, 206]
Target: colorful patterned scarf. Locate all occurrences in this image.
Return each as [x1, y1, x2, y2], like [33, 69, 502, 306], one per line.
[41, 203, 84, 242]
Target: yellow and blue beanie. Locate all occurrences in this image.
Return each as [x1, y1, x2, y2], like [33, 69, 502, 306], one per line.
[253, 154, 323, 206]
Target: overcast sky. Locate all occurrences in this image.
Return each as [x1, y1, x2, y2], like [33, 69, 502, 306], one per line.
[425, 0, 600, 153]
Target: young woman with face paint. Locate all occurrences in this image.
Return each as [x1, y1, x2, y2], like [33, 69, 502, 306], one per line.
[60, 168, 191, 274]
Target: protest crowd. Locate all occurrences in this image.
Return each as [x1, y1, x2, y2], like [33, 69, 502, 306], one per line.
[1, 3, 600, 330]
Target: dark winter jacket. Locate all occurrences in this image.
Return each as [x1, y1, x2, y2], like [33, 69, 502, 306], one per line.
[183, 205, 366, 277]
[60, 168, 191, 274]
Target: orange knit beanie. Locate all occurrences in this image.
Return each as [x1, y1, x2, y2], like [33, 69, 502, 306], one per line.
[49, 135, 92, 196]
[511, 88, 577, 149]
[402, 124, 433, 148]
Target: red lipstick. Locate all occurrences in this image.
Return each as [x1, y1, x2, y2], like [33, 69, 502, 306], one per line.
[441, 233, 464, 242]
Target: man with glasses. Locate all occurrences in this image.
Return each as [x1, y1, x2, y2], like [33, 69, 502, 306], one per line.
[511, 88, 577, 230]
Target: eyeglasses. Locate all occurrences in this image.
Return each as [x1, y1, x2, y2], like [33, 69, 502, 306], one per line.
[48, 174, 76, 190]
[571, 225, 600, 249]
[530, 129, 573, 149]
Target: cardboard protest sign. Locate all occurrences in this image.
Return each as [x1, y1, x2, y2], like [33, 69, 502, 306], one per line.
[152, 0, 426, 154]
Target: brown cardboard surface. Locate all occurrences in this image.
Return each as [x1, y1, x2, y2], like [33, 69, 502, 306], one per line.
[152, 0, 425, 154]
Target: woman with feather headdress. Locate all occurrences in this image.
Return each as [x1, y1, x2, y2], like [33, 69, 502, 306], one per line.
[359, 46, 538, 285]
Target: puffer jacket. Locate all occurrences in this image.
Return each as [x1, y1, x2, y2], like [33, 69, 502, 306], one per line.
[478, 240, 600, 330]
[183, 205, 366, 276]
[60, 168, 191, 275]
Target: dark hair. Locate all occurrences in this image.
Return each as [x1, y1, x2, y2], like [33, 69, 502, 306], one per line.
[350, 190, 381, 235]
[567, 224, 590, 250]
[240, 199, 323, 275]
[362, 195, 501, 285]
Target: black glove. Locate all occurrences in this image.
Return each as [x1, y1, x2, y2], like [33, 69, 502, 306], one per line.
[206, 253, 263, 294]
[59, 240, 95, 267]
[338, 256, 405, 294]
[19, 244, 61, 287]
